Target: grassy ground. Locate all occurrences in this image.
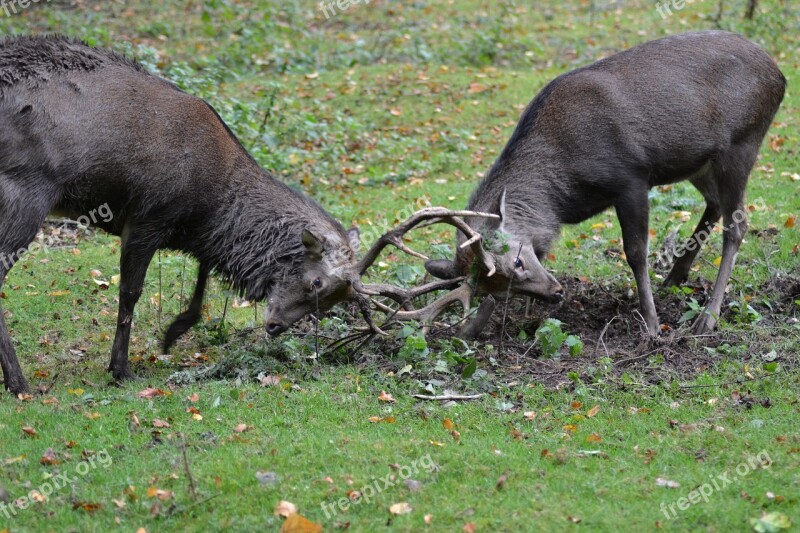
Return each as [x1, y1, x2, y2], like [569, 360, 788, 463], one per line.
[1, 0, 799, 531]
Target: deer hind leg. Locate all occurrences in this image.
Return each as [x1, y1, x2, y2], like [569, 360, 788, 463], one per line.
[163, 262, 210, 353]
[693, 145, 758, 334]
[662, 164, 722, 287]
[0, 178, 59, 394]
[663, 202, 721, 287]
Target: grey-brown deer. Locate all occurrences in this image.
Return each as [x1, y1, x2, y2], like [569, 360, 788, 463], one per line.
[0, 35, 497, 394]
[424, 31, 786, 336]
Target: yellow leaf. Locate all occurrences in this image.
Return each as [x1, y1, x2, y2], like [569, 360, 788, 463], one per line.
[429, 440, 445, 447]
[281, 513, 323, 533]
[587, 405, 600, 417]
[713, 256, 722, 267]
[48, 290, 70, 297]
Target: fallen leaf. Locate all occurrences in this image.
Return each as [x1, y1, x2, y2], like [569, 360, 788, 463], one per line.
[281, 513, 322, 533]
[22, 426, 37, 437]
[378, 391, 396, 403]
[389, 502, 412, 515]
[749, 511, 791, 532]
[587, 405, 600, 417]
[656, 477, 681, 489]
[234, 424, 251, 433]
[39, 448, 60, 465]
[274, 500, 298, 518]
[261, 375, 281, 387]
[586, 433, 602, 443]
[152, 419, 170, 428]
[442, 418, 454, 430]
[138, 388, 169, 399]
[73, 501, 103, 512]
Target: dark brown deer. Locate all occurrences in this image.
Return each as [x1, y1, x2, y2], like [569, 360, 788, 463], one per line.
[424, 31, 786, 336]
[0, 35, 499, 395]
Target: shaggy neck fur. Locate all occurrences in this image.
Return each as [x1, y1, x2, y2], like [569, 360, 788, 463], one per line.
[465, 139, 562, 262]
[198, 166, 353, 302]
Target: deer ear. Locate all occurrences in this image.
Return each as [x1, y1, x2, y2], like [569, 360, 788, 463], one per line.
[302, 229, 324, 259]
[486, 189, 507, 230]
[346, 227, 360, 252]
[425, 259, 460, 280]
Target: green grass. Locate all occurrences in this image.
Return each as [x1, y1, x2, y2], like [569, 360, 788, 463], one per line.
[1, 0, 799, 531]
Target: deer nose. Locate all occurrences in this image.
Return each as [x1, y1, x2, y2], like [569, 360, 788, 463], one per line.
[266, 320, 288, 337]
[552, 281, 565, 301]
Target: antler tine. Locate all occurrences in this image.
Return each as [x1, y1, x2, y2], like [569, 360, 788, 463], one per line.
[356, 207, 499, 275]
[355, 295, 389, 336]
[354, 277, 466, 310]
[371, 284, 474, 331]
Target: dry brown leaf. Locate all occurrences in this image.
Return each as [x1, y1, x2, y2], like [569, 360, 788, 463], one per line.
[587, 405, 600, 417]
[378, 390, 396, 403]
[152, 419, 170, 428]
[586, 433, 602, 443]
[39, 448, 60, 465]
[138, 388, 169, 399]
[72, 501, 103, 512]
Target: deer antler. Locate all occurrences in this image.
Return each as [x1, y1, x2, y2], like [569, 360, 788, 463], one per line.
[371, 283, 474, 331]
[353, 277, 465, 310]
[354, 207, 499, 277]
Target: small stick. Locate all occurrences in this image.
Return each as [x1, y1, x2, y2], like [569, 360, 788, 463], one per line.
[592, 315, 619, 357]
[181, 439, 197, 501]
[413, 393, 483, 401]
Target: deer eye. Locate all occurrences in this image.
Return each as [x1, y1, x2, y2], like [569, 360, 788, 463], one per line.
[312, 277, 322, 288]
[514, 257, 524, 270]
